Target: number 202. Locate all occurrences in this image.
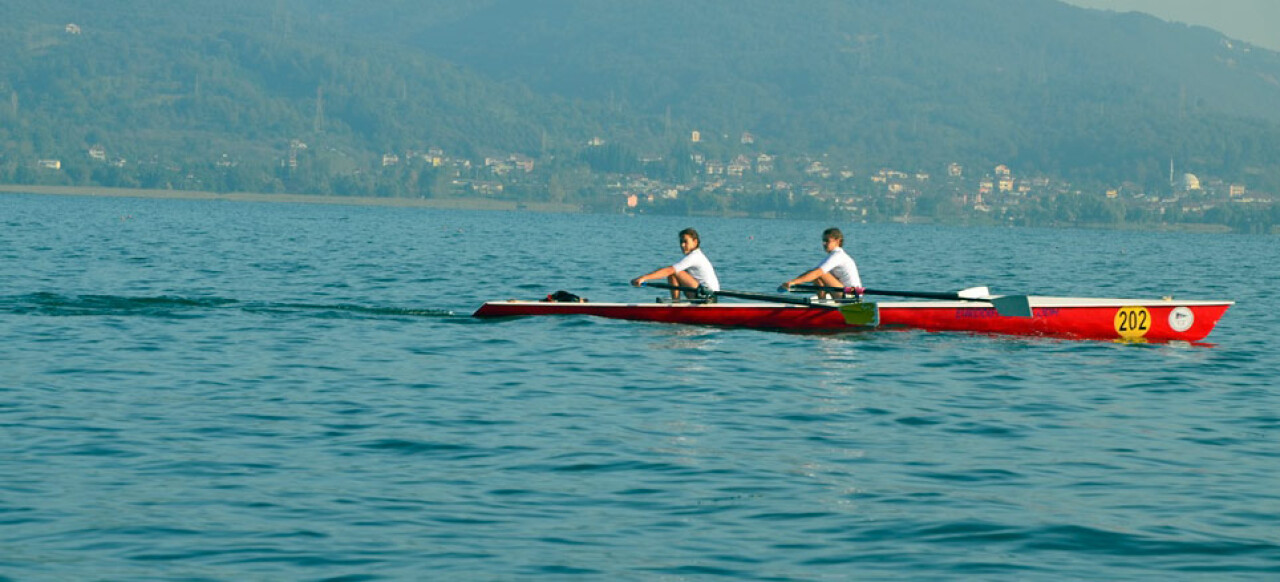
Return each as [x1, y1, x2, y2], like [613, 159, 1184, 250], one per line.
[1118, 308, 1149, 332]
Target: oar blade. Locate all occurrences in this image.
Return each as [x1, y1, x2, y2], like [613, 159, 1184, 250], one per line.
[839, 302, 879, 326]
[991, 295, 1033, 318]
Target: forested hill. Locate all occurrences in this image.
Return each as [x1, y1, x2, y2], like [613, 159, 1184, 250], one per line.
[0, 0, 622, 165]
[3, 0, 1280, 195]
[408, 0, 1280, 189]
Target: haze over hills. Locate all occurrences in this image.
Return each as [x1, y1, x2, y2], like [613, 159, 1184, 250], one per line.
[408, 0, 1280, 185]
[3, 0, 1280, 204]
[1062, 0, 1280, 52]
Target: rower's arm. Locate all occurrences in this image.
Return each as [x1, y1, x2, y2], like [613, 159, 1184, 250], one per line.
[783, 268, 825, 288]
[633, 266, 676, 286]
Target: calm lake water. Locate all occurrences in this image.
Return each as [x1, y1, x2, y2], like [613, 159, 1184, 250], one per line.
[3, 192, 1279, 580]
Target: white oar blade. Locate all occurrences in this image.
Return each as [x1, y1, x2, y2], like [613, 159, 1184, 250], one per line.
[956, 286, 991, 299]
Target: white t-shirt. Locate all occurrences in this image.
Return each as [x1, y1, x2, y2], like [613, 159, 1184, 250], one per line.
[815, 247, 861, 287]
[672, 248, 720, 291]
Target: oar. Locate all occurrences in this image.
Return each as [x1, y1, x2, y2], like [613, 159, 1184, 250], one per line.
[640, 281, 879, 325]
[792, 283, 987, 300]
[641, 281, 828, 307]
[792, 284, 1033, 317]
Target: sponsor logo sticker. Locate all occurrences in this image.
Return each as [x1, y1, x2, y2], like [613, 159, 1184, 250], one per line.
[1168, 306, 1195, 332]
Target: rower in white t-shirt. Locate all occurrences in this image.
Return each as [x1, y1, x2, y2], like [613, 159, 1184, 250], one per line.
[779, 227, 861, 299]
[631, 227, 720, 301]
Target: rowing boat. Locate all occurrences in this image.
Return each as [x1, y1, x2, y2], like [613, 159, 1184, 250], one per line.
[473, 295, 1233, 342]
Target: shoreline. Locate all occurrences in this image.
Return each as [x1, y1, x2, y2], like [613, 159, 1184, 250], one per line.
[0, 184, 583, 213]
[3, 184, 1264, 234]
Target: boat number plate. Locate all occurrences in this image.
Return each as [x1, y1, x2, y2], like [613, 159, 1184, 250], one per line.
[1114, 306, 1151, 339]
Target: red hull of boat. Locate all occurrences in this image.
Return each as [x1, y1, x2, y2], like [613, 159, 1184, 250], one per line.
[473, 298, 1232, 342]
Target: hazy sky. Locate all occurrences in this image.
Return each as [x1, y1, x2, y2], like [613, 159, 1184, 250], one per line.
[1063, 0, 1280, 51]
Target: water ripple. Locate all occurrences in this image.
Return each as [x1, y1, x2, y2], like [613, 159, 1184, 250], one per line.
[3, 194, 1278, 580]
[0, 293, 454, 319]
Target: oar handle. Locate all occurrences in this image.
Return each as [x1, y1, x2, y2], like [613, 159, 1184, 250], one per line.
[640, 281, 713, 298]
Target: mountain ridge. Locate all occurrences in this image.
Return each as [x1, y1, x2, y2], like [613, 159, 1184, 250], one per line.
[2, 0, 1279, 197]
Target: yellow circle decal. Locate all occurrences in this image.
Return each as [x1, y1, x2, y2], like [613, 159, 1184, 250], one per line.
[1114, 306, 1152, 339]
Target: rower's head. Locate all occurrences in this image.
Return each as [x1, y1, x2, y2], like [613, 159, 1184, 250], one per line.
[822, 227, 843, 250]
[679, 227, 700, 252]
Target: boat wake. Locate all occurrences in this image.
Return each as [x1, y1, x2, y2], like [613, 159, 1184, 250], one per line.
[0, 292, 455, 319]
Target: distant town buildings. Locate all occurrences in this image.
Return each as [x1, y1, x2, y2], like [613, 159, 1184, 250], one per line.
[17, 121, 1266, 230]
[484, 154, 534, 175]
[755, 154, 775, 174]
[288, 139, 307, 169]
[1181, 173, 1202, 191]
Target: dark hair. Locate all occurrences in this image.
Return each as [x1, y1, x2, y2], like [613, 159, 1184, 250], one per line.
[822, 227, 843, 245]
[679, 227, 700, 248]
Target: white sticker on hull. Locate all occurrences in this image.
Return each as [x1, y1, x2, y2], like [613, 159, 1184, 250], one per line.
[1168, 306, 1195, 332]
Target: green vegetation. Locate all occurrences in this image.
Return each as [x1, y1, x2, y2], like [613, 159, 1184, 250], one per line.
[2, 0, 1278, 231]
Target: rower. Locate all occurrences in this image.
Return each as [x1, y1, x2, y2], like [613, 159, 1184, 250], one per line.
[778, 227, 862, 300]
[631, 228, 721, 301]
